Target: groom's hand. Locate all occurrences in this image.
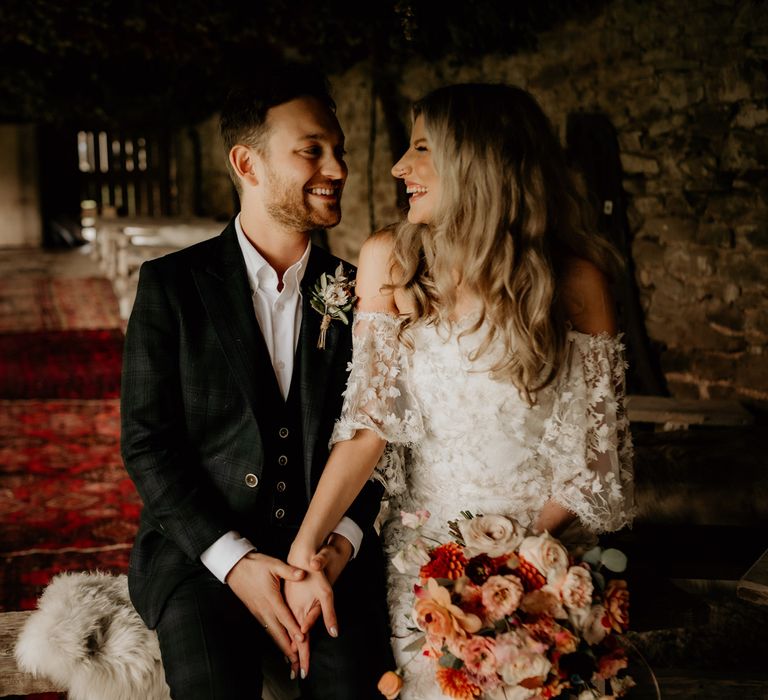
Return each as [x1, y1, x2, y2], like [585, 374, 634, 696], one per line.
[226, 552, 307, 677]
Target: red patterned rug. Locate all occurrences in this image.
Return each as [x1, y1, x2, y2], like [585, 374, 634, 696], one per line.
[0, 276, 122, 332]
[0, 399, 139, 612]
[0, 329, 123, 398]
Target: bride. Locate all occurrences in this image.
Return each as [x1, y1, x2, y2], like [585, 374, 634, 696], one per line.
[287, 83, 635, 698]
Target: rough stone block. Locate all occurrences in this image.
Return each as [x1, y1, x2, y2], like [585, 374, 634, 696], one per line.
[641, 216, 698, 244]
[696, 222, 734, 247]
[621, 152, 660, 174]
[721, 129, 768, 172]
[732, 102, 768, 130]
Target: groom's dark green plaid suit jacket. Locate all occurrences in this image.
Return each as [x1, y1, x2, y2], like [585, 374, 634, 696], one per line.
[120, 220, 383, 628]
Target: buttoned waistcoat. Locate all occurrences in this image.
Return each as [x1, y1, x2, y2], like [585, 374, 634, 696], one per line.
[120, 220, 383, 628]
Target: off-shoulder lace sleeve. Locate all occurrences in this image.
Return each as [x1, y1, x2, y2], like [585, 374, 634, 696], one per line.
[540, 332, 636, 533]
[330, 311, 424, 496]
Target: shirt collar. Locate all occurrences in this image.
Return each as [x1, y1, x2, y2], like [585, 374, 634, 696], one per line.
[234, 213, 311, 295]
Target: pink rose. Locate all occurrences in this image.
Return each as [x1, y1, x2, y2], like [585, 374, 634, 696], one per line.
[400, 510, 430, 529]
[461, 636, 498, 677]
[480, 575, 524, 620]
[560, 565, 594, 612]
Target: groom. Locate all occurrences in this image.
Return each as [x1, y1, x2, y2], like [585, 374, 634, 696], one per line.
[121, 65, 392, 699]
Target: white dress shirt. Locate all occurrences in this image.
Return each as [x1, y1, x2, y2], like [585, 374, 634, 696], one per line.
[200, 214, 362, 583]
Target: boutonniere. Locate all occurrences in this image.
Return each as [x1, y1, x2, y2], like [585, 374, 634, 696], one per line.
[310, 262, 357, 349]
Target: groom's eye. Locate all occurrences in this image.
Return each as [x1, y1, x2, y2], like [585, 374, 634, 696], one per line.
[301, 146, 322, 157]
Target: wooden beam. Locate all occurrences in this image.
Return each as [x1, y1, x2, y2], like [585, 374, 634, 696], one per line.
[738, 548, 768, 607]
[0, 611, 63, 696]
[626, 395, 753, 429]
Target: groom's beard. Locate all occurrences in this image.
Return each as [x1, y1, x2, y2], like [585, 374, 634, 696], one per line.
[264, 166, 342, 232]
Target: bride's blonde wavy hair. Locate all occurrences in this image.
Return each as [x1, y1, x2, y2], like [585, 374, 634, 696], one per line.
[391, 84, 619, 404]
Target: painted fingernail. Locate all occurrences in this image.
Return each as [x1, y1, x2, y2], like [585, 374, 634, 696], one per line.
[300, 669, 307, 680]
[329, 626, 338, 638]
[290, 669, 296, 681]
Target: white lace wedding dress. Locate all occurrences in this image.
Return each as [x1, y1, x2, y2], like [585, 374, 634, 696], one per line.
[331, 312, 635, 700]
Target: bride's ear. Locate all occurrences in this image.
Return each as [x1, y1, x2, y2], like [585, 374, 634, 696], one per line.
[229, 145, 259, 188]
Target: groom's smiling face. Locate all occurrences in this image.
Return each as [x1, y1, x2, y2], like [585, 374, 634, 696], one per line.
[257, 96, 348, 232]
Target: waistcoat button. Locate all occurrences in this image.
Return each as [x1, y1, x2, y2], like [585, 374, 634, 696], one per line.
[278, 455, 288, 466]
[244, 473, 259, 488]
[275, 508, 286, 519]
[278, 427, 289, 438]
[276, 481, 286, 492]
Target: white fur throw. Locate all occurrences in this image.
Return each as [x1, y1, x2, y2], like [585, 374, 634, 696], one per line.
[15, 571, 170, 700]
[15, 571, 298, 700]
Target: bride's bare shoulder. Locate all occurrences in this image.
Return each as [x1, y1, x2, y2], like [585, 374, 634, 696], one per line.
[356, 225, 400, 312]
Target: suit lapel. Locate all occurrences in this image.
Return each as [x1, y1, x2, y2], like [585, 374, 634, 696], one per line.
[298, 247, 344, 489]
[192, 223, 282, 425]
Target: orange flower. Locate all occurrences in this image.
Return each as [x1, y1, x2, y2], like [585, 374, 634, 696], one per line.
[413, 578, 482, 646]
[435, 667, 482, 699]
[604, 579, 630, 632]
[517, 556, 546, 590]
[420, 542, 468, 581]
[377, 670, 404, 699]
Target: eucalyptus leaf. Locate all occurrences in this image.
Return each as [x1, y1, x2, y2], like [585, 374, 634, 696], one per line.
[582, 546, 602, 566]
[402, 634, 427, 653]
[591, 570, 606, 591]
[600, 548, 628, 573]
[338, 309, 349, 324]
[438, 652, 463, 670]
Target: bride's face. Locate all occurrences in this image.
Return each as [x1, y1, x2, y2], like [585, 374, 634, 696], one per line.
[391, 115, 441, 225]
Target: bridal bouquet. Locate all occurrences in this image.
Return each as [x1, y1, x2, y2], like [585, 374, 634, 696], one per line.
[379, 511, 634, 700]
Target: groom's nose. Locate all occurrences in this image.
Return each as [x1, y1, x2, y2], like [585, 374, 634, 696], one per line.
[321, 151, 347, 182]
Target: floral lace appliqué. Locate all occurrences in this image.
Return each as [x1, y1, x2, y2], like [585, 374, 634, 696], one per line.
[330, 311, 424, 495]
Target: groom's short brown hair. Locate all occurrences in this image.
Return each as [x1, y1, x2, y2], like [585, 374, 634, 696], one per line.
[220, 63, 336, 194]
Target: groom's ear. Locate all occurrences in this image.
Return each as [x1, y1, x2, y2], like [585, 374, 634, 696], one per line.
[229, 145, 260, 188]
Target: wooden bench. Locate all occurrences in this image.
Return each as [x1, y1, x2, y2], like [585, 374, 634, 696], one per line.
[626, 395, 754, 430]
[0, 611, 62, 696]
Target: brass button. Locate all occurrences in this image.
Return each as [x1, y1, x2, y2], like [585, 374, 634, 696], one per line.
[276, 481, 287, 493]
[278, 455, 288, 466]
[244, 473, 259, 488]
[278, 427, 289, 438]
[275, 508, 286, 519]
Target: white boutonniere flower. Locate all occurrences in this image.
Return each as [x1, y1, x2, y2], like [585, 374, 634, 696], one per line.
[310, 263, 356, 349]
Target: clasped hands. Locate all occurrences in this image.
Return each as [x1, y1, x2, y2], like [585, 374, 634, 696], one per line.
[226, 534, 352, 681]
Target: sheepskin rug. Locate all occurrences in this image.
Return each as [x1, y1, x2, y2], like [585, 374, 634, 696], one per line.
[15, 571, 170, 700]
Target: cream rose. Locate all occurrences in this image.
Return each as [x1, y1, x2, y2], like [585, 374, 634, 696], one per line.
[499, 651, 552, 686]
[458, 515, 523, 557]
[391, 539, 431, 575]
[577, 603, 610, 645]
[518, 532, 569, 584]
[560, 565, 594, 612]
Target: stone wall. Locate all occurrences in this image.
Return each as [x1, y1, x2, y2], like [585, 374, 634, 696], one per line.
[197, 0, 768, 409]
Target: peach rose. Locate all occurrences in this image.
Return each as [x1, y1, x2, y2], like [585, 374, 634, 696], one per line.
[561, 565, 594, 612]
[413, 578, 482, 646]
[481, 575, 524, 620]
[377, 670, 404, 699]
[391, 538, 431, 575]
[520, 587, 566, 619]
[458, 515, 524, 557]
[518, 532, 569, 584]
[604, 579, 630, 632]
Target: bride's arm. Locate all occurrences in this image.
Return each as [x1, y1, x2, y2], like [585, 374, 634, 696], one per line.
[289, 231, 401, 567]
[533, 258, 619, 537]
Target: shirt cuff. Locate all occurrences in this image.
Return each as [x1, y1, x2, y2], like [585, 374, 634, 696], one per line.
[332, 517, 363, 559]
[200, 531, 255, 583]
